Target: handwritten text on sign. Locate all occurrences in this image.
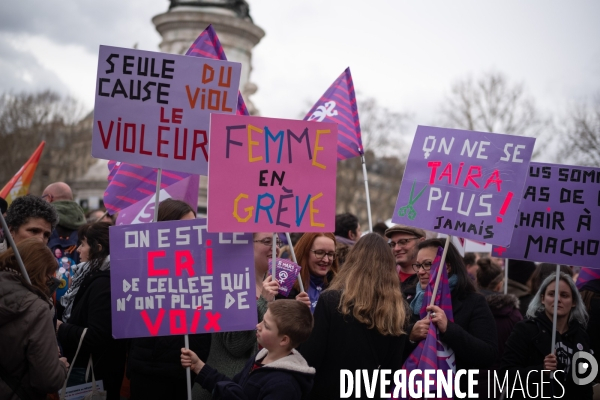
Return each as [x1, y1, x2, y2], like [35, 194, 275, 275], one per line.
[492, 163, 600, 265]
[392, 126, 535, 246]
[92, 45, 241, 175]
[207, 114, 338, 232]
[109, 219, 256, 339]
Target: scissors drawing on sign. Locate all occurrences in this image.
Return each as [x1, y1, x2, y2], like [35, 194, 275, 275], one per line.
[397, 180, 426, 220]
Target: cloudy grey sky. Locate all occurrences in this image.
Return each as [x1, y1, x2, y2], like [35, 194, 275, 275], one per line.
[1, 0, 599, 134]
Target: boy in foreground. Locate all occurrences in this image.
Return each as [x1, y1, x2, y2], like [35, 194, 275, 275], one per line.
[181, 300, 315, 400]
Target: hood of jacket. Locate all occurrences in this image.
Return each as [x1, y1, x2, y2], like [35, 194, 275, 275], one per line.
[0, 271, 50, 328]
[253, 348, 315, 394]
[486, 293, 520, 316]
[507, 279, 530, 298]
[53, 200, 86, 230]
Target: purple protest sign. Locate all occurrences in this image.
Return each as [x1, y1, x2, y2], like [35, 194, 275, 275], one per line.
[274, 258, 301, 297]
[109, 218, 256, 339]
[92, 46, 241, 175]
[392, 126, 535, 246]
[115, 175, 199, 226]
[492, 163, 600, 265]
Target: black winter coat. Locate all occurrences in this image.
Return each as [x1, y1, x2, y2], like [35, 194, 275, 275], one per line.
[298, 290, 407, 400]
[400, 274, 418, 302]
[482, 291, 523, 366]
[57, 268, 127, 400]
[499, 311, 593, 399]
[128, 333, 211, 379]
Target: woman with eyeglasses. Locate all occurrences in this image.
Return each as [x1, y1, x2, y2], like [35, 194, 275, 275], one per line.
[281, 232, 339, 313]
[405, 238, 497, 395]
[298, 233, 407, 399]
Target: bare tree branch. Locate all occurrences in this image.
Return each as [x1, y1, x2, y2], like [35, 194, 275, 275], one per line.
[438, 71, 551, 159]
[561, 95, 600, 167]
[0, 90, 93, 196]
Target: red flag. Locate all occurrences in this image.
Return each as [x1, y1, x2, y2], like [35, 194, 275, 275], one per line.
[0, 141, 45, 205]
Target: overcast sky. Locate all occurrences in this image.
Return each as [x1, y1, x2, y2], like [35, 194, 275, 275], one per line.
[1, 0, 599, 138]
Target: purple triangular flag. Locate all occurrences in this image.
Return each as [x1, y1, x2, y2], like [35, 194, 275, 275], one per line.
[115, 176, 199, 225]
[399, 247, 455, 400]
[304, 68, 363, 160]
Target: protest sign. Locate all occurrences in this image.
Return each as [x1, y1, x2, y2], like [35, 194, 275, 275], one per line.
[392, 126, 535, 246]
[92, 45, 241, 175]
[109, 218, 256, 339]
[207, 114, 338, 232]
[492, 162, 600, 265]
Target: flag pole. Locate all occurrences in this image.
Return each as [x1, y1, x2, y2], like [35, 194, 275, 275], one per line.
[153, 168, 191, 400]
[0, 213, 30, 284]
[361, 154, 373, 232]
[503, 258, 509, 295]
[271, 233, 277, 283]
[95, 210, 109, 223]
[429, 235, 452, 308]
[551, 264, 561, 355]
[285, 232, 305, 293]
[153, 169, 162, 223]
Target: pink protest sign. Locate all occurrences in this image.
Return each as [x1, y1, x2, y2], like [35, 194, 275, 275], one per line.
[92, 45, 241, 175]
[207, 114, 338, 232]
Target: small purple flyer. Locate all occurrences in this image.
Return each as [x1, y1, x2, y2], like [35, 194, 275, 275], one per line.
[274, 258, 301, 296]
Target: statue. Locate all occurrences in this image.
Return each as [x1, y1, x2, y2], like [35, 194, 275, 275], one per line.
[169, 0, 252, 20]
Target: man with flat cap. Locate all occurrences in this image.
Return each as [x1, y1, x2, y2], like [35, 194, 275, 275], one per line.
[385, 224, 426, 301]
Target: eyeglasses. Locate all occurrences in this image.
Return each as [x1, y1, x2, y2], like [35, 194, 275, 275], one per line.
[253, 238, 283, 248]
[412, 261, 433, 272]
[41, 193, 53, 202]
[311, 250, 336, 260]
[388, 237, 419, 248]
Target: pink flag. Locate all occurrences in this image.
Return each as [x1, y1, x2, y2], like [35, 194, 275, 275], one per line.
[115, 176, 199, 225]
[103, 25, 246, 214]
[304, 68, 363, 160]
[399, 247, 455, 400]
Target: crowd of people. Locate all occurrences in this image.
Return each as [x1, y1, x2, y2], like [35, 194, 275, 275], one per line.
[0, 184, 599, 400]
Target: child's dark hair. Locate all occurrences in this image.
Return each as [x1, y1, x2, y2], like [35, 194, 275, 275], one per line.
[268, 300, 313, 349]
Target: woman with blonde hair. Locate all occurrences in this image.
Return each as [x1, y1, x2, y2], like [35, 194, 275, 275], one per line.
[298, 233, 407, 399]
[282, 232, 339, 312]
[0, 238, 68, 399]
